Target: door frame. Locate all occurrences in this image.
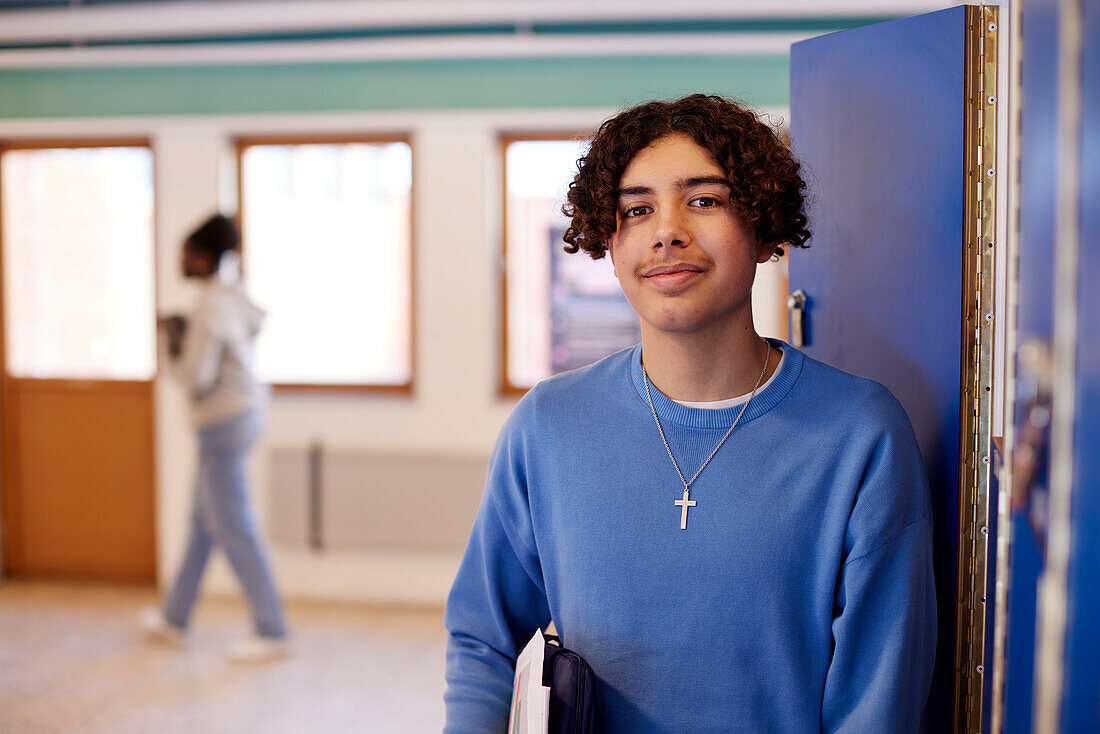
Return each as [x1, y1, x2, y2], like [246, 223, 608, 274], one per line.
[0, 136, 160, 580]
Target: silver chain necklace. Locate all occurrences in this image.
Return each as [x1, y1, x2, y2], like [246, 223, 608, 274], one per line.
[642, 340, 771, 530]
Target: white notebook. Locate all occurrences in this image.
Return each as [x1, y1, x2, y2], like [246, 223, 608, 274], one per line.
[508, 629, 551, 734]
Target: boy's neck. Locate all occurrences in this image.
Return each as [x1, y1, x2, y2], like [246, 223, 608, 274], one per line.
[640, 319, 777, 403]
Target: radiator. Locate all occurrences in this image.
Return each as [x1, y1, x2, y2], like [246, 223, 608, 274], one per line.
[267, 447, 487, 553]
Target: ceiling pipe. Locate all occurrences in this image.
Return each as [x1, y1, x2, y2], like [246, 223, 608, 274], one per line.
[0, 0, 954, 46]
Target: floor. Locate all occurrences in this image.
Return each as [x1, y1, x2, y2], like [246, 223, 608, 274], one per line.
[0, 581, 447, 734]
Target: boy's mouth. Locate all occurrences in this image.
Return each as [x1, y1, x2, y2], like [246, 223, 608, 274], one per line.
[643, 263, 704, 278]
[641, 262, 705, 290]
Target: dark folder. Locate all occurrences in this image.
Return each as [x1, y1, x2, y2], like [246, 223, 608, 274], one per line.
[542, 633, 598, 734]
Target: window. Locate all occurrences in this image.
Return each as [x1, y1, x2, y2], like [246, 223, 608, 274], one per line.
[502, 135, 640, 392]
[0, 142, 156, 381]
[238, 137, 413, 390]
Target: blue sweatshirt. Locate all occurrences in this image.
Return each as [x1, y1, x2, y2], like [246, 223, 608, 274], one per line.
[444, 341, 936, 733]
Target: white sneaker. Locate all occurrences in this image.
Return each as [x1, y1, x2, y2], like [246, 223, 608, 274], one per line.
[139, 606, 185, 647]
[226, 635, 290, 664]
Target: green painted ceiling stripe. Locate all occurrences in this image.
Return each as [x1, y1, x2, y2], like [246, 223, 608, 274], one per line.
[0, 55, 791, 118]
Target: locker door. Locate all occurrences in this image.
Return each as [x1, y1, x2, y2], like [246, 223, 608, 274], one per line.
[1000, 1, 1058, 731]
[1020, 0, 1100, 730]
[789, 7, 997, 732]
[1056, 1, 1100, 726]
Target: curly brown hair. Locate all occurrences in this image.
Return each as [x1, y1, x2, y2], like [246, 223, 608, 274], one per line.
[562, 94, 810, 259]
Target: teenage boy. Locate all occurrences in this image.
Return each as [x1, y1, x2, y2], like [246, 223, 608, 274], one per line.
[444, 95, 935, 732]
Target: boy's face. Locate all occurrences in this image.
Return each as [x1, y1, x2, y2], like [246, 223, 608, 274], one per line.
[607, 133, 773, 341]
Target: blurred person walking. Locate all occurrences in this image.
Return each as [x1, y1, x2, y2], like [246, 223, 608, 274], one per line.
[140, 214, 289, 663]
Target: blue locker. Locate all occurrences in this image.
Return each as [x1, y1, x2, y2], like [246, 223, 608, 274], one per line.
[790, 2, 1100, 732]
[1061, 0, 1100, 720]
[1004, 0, 1059, 731]
[1047, 0, 1100, 729]
[789, 7, 978, 731]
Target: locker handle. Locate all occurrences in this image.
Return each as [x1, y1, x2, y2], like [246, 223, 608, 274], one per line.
[786, 289, 809, 347]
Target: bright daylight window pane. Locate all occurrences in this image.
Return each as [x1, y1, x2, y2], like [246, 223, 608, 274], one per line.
[242, 142, 412, 386]
[505, 139, 640, 389]
[1, 147, 156, 380]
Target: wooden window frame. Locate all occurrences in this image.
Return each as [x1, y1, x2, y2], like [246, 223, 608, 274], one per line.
[235, 134, 416, 394]
[499, 131, 592, 396]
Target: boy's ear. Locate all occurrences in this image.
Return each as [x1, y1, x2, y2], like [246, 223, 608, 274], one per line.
[756, 240, 778, 263]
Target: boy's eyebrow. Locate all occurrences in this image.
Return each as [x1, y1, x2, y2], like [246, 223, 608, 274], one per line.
[617, 176, 731, 197]
[680, 175, 731, 189]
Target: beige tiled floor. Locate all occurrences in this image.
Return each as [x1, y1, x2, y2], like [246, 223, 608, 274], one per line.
[0, 581, 447, 734]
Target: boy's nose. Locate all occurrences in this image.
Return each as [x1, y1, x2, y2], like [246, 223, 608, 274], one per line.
[653, 208, 689, 249]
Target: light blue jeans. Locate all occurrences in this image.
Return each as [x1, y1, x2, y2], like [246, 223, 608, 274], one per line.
[163, 409, 287, 639]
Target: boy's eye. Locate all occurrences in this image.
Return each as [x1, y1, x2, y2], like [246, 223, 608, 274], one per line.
[689, 195, 722, 208]
[622, 205, 652, 218]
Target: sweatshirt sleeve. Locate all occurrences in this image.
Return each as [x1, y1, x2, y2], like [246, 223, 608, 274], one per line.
[168, 299, 223, 396]
[821, 391, 937, 734]
[443, 408, 552, 734]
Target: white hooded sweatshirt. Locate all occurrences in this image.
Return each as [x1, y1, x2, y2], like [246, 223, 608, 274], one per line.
[171, 262, 269, 427]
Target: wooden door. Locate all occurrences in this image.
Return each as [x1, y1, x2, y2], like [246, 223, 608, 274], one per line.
[789, 7, 998, 731]
[0, 142, 157, 581]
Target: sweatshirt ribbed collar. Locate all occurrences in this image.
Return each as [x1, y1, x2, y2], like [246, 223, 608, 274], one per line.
[628, 338, 803, 429]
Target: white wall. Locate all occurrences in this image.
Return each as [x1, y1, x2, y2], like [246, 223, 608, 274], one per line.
[0, 105, 790, 606]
